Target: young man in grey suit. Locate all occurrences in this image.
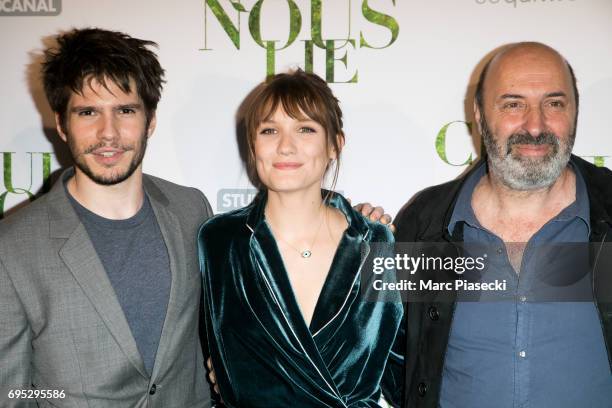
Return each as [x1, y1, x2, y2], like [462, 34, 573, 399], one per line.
[0, 28, 213, 407]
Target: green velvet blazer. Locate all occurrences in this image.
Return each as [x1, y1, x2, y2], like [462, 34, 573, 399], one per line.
[198, 191, 404, 407]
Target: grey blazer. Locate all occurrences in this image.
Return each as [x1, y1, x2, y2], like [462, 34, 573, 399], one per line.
[0, 170, 213, 407]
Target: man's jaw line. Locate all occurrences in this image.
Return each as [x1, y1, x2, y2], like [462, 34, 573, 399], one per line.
[68, 164, 146, 220]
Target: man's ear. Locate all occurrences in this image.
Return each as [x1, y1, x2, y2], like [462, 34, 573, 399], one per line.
[147, 112, 157, 138]
[55, 113, 68, 143]
[473, 100, 482, 134]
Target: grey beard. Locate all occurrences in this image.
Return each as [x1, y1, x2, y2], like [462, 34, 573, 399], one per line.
[481, 117, 574, 191]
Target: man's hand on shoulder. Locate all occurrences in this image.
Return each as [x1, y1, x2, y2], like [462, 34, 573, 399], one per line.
[351, 200, 395, 233]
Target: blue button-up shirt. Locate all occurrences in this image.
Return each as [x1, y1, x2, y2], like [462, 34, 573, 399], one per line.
[439, 161, 612, 408]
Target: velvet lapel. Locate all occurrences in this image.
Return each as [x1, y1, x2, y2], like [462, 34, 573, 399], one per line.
[309, 193, 370, 338]
[307, 234, 363, 338]
[245, 190, 370, 400]
[246, 192, 343, 401]
[51, 169, 148, 378]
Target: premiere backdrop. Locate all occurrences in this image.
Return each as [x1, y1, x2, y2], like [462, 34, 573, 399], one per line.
[1, 0, 611, 218]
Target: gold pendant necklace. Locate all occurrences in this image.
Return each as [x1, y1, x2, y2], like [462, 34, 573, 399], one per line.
[266, 210, 325, 259]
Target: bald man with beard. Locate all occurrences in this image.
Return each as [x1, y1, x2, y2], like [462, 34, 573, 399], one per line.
[395, 43, 612, 408]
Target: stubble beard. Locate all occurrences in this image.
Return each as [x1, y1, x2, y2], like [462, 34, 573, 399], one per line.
[67, 131, 148, 186]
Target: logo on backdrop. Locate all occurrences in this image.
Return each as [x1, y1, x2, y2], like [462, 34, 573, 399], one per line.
[0, 0, 61, 16]
[0, 152, 52, 218]
[475, 0, 576, 7]
[201, 0, 399, 81]
[217, 188, 259, 212]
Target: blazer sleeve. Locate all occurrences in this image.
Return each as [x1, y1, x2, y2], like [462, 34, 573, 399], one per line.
[0, 257, 32, 400]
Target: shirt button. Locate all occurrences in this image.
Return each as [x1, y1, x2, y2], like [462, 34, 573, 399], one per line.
[417, 382, 428, 396]
[520, 296, 527, 302]
[519, 350, 526, 358]
[149, 384, 157, 395]
[497, 247, 503, 255]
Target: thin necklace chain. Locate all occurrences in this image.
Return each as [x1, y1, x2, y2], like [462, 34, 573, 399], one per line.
[266, 208, 326, 259]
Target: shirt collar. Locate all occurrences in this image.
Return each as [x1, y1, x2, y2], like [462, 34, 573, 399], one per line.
[558, 159, 590, 234]
[447, 158, 591, 235]
[447, 161, 486, 234]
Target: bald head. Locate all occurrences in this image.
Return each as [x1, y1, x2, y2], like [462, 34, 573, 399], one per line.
[475, 42, 579, 114]
[473, 42, 579, 191]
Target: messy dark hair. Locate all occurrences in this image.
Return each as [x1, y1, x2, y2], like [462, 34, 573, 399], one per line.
[42, 27, 165, 129]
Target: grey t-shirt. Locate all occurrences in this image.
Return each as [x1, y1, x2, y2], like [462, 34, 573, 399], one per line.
[67, 188, 171, 376]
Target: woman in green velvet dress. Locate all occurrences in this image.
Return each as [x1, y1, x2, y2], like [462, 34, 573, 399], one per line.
[198, 70, 404, 407]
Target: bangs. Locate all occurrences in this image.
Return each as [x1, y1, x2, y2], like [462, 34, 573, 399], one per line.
[253, 80, 328, 129]
[241, 69, 344, 191]
[74, 73, 133, 98]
